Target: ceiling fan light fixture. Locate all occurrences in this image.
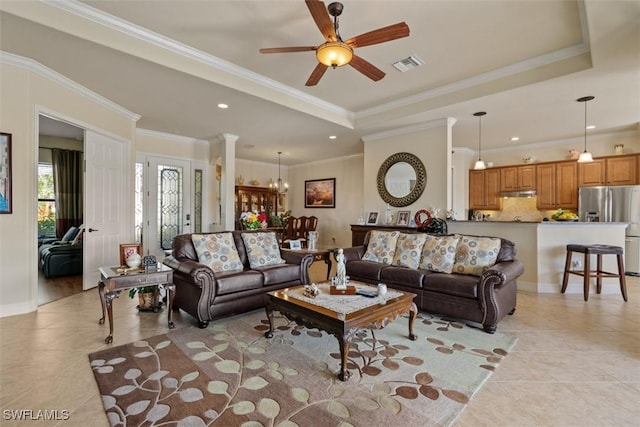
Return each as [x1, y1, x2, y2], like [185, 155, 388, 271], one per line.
[316, 41, 353, 68]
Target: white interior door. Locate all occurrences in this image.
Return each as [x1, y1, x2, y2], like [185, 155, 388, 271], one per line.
[83, 131, 129, 290]
[144, 156, 192, 259]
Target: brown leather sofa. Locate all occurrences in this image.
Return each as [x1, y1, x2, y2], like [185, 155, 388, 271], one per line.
[164, 231, 313, 328]
[342, 231, 524, 333]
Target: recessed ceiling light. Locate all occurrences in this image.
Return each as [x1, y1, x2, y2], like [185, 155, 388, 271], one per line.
[586, 125, 596, 130]
[510, 137, 520, 141]
[217, 103, 228, 109]
[329, 135, 337, 140]
[243, 144, 255, 149]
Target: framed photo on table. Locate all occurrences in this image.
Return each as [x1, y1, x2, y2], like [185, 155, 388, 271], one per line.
[289, 239, 302, 250]
[396, 210, 411, 226]
[367, 211, 379, 225]
[305, 178, 335, 208]
[0, 133, 12, 214]
[119, 243, 142, 266]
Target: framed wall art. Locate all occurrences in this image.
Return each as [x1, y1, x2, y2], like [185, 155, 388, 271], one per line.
[305, 178, 335, 208]
[0, 133, 12, 214]
[119, 243, 142, 266]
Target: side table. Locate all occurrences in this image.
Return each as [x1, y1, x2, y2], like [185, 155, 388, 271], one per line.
[98, 264, 175, 344]
[281, 247, 333, 279]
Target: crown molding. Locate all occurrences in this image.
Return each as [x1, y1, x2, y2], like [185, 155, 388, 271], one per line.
[357, 1, 590, 120]
[362, 118, 453, 143]
[1, 51, 140, 121]
[482, 129, 639, 154]
[136, 128, 208, 145]
[46, 0, 353, 125]
[356, 44, 589, 120]
[289, 153, 364, 169]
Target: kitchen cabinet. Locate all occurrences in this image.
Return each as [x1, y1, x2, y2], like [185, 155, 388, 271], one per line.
[500, 165, 536, 192]
[469, 168, 501, 210]
[578, 159, 605, 187]
[578, 154, 637, 187]
[606, 155, 637, 185]
[536, 161, 578, 210]
[235, 186, 278, 229]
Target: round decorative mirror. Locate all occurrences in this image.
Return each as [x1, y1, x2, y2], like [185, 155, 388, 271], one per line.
[377, 152, 426, 207]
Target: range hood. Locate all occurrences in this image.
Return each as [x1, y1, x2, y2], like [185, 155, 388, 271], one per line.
[500, 190, 537, 198]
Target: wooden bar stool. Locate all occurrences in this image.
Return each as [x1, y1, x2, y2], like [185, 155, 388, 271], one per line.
[561, 244, 627, 301]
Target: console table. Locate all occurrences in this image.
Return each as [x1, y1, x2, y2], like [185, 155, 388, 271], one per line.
[98, 264, 175, 344]
[350, 224, 417, 246]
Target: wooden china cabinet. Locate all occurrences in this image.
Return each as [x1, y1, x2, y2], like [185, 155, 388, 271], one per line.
[234, 186, 278, 230]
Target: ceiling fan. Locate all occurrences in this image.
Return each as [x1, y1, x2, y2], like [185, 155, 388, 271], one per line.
[260, 0, 410, 86]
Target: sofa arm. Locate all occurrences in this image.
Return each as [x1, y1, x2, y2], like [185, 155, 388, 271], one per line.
[483, 259, 524, 286]
[163, 256, 216, 290]
[280, 252, 314, 285]
[478, 259, 524, 333]
[342, 246, 366, 262]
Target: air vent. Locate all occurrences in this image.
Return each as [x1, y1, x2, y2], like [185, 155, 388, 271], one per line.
[392, 55, 424, 72]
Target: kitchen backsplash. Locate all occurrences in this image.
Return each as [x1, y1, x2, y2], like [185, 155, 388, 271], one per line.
[475, 197, 571, 222]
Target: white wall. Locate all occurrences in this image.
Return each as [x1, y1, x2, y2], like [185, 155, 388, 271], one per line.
[288, 155, 364, 249]
[363, 119, 453, 220]
[0, 57, 137, 317]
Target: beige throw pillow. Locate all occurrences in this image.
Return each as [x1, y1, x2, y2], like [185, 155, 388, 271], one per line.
[392, 233, 428, 269]
[362, 230, 400, 265]
[419, 235, 460, 273]
[241, 232, 285, 268]
[191, 233, 243, 273]
[453, 235, 502, 276]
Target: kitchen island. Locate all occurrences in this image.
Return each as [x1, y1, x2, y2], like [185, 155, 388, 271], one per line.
[448, 221, 628, 294]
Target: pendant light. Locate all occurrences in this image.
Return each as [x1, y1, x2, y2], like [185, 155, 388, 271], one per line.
[270, 152, 288, 194]
[577, 96, 594, 163]
[473, 111, 487, 170]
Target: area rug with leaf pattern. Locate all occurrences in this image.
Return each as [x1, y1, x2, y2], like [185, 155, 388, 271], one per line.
[89, 310, 517, 427]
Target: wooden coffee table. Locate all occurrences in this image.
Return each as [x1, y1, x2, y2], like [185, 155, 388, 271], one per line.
[264, 282, 418, 381]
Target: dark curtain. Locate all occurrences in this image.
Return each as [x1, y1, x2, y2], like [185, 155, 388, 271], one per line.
[52, 149, 83, 238]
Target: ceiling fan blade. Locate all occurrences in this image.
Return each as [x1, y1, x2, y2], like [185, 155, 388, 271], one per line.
[345, 22, 410, 48]
[260, 46, 317, 54]
[305, 0, 336, 42]
[349, 54, 385, 82]
[305, 63, 329, 86]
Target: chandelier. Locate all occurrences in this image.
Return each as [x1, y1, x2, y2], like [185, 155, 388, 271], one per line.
[270, 152, 288, 194]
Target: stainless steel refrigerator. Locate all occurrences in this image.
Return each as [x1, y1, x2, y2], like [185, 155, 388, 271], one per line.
[579, 185, 640, 275]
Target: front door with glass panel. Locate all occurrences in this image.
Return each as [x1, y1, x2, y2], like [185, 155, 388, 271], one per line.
[139, 156, 192, 258]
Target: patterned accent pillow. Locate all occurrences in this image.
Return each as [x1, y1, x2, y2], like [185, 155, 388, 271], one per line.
[241, 232, 285, 268]
[419, 235, 461, 273]
[362, 230, 400, 265]
[453, 235, 502, 276]
[392, 233, 428, 269]
[191, 233, 243, 273]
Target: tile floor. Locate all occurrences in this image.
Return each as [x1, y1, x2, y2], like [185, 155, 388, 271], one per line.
[0, 264, 638, 426]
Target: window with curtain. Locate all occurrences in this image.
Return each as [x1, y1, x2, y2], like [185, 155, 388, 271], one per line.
[38, 163, 56, 238]
[51, 148, 83, 238]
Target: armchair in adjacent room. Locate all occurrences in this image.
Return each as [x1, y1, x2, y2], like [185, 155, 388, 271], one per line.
[39, 226, 84, 278]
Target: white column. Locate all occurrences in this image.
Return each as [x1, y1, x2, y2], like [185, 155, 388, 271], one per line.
[210, 133, 238, 231]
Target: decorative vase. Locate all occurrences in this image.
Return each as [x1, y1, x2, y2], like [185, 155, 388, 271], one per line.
[138, 292, 155, 310]
[126, 253, 142, 268]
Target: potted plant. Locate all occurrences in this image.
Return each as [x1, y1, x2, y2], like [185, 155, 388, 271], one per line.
[129, 286, 158, 311]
